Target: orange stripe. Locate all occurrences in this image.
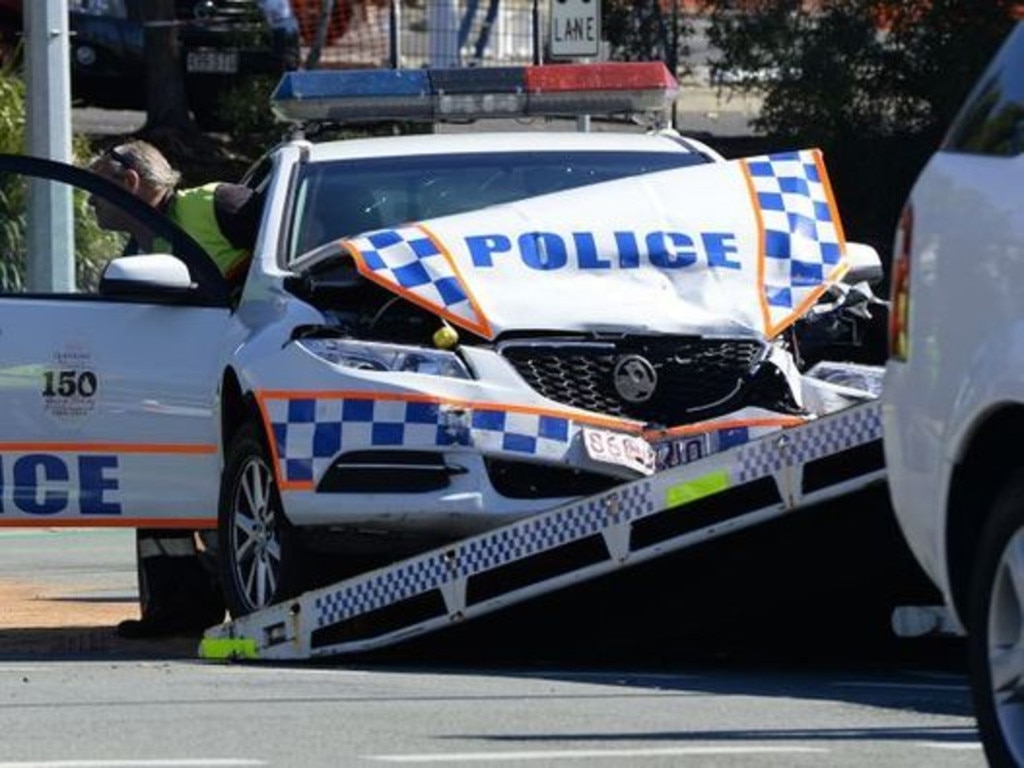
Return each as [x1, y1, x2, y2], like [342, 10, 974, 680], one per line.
[417, 222, 494, 338]
[0, 518, 215, 529]
[644, 415, 807, 440]
[256, 395, 286, 492]
[762, 149, 851, 337]
[0, 442, 215, 454]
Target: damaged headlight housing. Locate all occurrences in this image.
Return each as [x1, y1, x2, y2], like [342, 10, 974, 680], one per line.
[297, 338, 472, 379]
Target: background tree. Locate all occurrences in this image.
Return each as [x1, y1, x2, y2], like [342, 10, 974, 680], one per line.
[605, 0, 694, 74]
[142, 0, 195, 135]
[704, 0, 1018, 270]
[705, 0, 1017, 144]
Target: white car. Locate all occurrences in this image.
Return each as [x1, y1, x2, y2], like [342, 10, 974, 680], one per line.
[883, 22, 1024, 768]
[0, 63, 882, 622]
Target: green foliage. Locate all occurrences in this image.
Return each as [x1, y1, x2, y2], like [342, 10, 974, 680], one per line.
[0, 64, 25, 291]
[704, 0, 1019, 269]
[0, 64, 24, 154]
[604, 0, 694, 74]
[705, 0, 1019, 144]
[213, 75, 293, 161]
[0, 63, 122, 293]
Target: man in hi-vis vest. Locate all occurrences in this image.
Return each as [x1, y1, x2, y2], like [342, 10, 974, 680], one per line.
[89, 140, 261, 638]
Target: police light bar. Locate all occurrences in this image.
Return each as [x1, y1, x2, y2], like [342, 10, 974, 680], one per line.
[270, 62, 678, 124]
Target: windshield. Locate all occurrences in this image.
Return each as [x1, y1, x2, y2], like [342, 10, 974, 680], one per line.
[285, 150, 710, 263]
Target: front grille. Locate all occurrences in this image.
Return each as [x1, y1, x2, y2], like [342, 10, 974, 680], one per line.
[500, 337, 784, 427]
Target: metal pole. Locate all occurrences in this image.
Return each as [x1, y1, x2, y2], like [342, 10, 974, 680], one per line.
[389, 0, 401, 68]
[429, 0, 459, 66]
[24, 0, 74, 292]
[532, 0, 540, 64]
[304, 0, 335, 68]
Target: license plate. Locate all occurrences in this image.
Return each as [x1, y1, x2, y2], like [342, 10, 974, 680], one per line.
[654, 433, 711, 471]
[582, 427, 655, 476]
[186, 50, 239, 74]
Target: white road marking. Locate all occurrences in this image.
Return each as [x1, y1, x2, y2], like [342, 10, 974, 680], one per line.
[367, 746, 828, 762]
[834, 680, 970, 692]
[916, 742, 984, 750]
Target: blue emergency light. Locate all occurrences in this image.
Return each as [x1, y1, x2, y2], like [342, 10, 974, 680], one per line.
[270, 62, 678, 124]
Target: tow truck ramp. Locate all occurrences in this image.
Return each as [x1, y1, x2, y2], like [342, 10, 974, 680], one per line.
[200, 400, 885, 662]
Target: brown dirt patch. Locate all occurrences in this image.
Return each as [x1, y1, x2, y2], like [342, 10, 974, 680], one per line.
[0, 580, 138, 629]
[0, 580, 196, 659]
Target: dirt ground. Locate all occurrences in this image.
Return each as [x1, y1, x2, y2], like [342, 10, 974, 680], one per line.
[0, 580, 196, 659]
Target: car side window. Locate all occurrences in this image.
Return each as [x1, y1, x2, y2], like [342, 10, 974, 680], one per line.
[0, 173, 127, 294]
[0, 154, 230, 306]
[944, 23, 1024, 156]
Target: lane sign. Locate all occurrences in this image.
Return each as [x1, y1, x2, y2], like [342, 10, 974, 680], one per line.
[550, 0, 601, 59]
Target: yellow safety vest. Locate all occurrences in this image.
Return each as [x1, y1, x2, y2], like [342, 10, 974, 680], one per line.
[169, 183, 251, 281]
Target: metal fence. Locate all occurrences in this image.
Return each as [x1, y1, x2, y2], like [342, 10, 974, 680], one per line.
[291, 0, 689, 72]
[293, 0, 539, 69]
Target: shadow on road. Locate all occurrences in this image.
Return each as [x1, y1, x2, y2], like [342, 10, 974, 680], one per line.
[0, 625, 197, 661]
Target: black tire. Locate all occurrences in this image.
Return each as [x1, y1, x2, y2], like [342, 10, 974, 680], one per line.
[968, 472, 1024, 768]
[218, 421, 307, 618]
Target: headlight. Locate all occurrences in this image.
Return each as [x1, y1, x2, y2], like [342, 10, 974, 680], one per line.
[297, 338, 472, 379]
[69, 0, 128, 17]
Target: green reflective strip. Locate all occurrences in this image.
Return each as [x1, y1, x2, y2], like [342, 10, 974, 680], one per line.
[199, 637, 259, 660]
[665, 469, 731, 507]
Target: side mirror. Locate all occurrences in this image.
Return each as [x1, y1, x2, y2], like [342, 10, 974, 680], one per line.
[844, 242, 883, 285]
[99, 254, 195, 298]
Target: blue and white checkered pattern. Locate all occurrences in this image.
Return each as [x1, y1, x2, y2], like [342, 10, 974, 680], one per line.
[311, 481, 655, 627]
[314, 554, 451, 628]
[471, 408, 571, 459]
[456, 482, 654, 577]
[735, 437, 783, 485]
[345, 225, 484, 331]
[264, 396, 573, 485]
[783, 401, 882, 466]
[745, 150, 844, 319]
[735, 402, 881, 483]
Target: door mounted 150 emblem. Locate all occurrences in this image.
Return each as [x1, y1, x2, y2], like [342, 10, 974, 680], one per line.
[612, 354, 657, 403]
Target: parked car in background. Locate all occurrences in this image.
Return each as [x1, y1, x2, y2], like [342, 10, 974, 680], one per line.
[0, 1, 298, 127]
[883, 21, 1024, 768]
[65, 0, 299, 128]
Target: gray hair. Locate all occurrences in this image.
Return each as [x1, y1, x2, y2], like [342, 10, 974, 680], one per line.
[92, 139, 182, 192]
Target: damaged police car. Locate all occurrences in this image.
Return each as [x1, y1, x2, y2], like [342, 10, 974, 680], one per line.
[0, 63, 884, 618]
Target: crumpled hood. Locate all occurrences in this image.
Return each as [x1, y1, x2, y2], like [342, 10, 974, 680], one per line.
[341, 148, 850, 341]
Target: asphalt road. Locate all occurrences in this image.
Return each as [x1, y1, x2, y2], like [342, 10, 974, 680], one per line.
[0, 636, 984, 767]
[0, 518, 980, 768]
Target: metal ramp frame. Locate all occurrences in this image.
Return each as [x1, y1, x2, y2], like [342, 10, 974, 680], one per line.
[199, 401, 884, 662]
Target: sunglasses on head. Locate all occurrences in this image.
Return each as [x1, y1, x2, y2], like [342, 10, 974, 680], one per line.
[106, 146, 138, 172]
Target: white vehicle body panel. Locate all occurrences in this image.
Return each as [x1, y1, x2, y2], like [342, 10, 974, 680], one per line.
[882, 24, 1024, 765]
[0, 298, 229, 525]
[884, 151, 1024, 613]
[341, 151, 847, 339]
[881, 14, 1024, 631]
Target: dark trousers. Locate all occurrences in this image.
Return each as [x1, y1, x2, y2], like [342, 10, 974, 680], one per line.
[133, 529, 225, 630]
